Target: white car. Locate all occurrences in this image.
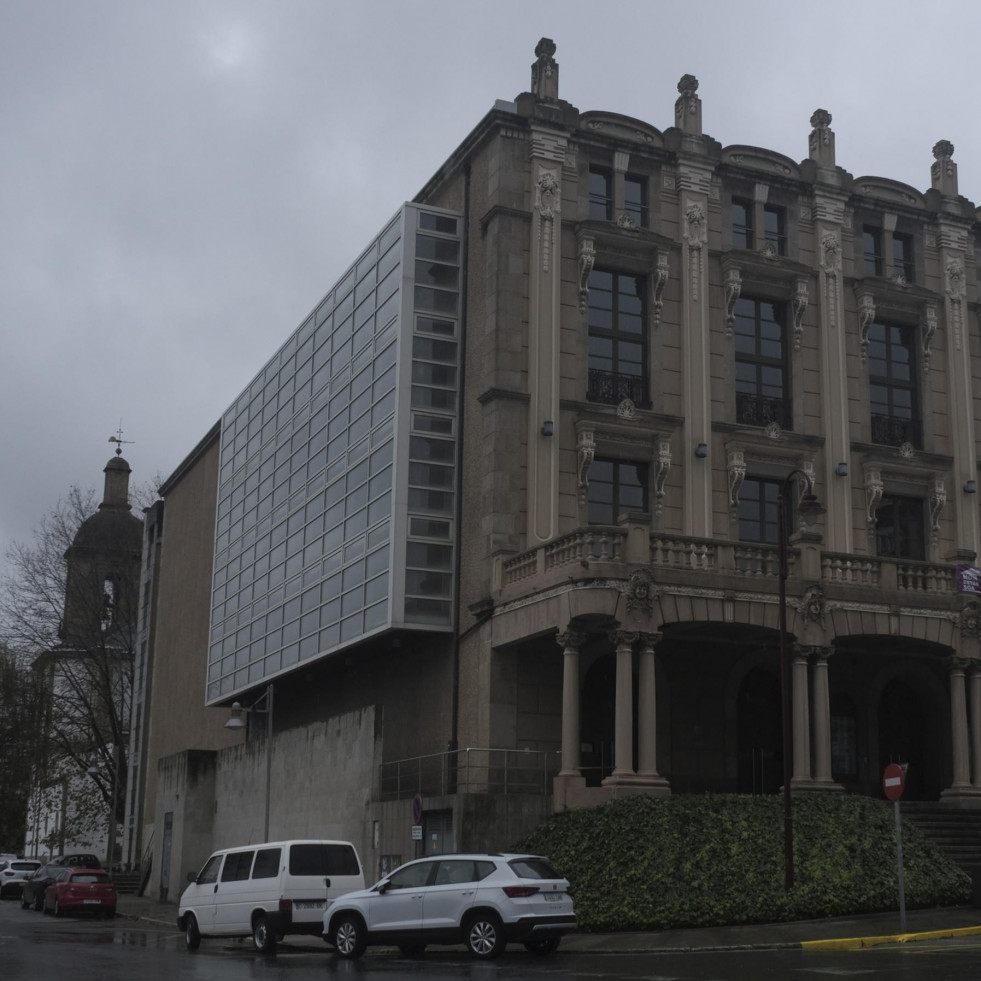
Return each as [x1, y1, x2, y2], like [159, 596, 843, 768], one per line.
[322, 853, 575, 960]
[0, 859, 41, 899]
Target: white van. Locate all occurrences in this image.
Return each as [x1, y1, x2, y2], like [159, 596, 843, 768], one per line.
[177, 839, 364, 953]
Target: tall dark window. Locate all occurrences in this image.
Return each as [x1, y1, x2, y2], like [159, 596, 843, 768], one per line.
[587, 459, 648, 524]
[763, 205, 786, 255]
[733, 297, 791, 429]
[862, 226, 884, 276]
[737, 477, 781, 544]
[892, 233, 914, 282]
[624, 174, 648, 227]
[875, 494, 925, 560]
[588, 167, 613, 221]
[868, 322, 919, 447]
[587, 270, 648, 407]
[732, 198, 753, 249]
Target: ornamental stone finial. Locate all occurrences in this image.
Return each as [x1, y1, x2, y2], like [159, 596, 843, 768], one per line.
[531, 37, 559, 101]
[808, 108, 835, 166]
[675, 74, 702, 136]
[678, 74, 699, 96]
[931, 139, 957, 195]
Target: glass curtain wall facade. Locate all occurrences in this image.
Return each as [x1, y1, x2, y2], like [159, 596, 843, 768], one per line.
[207, 204, 462, 702]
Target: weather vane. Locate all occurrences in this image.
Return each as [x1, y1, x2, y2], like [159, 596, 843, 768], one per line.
[108, 424, 134, 457]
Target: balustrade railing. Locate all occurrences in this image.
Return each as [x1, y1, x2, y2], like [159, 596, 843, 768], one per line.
[497, 529, 956, 596]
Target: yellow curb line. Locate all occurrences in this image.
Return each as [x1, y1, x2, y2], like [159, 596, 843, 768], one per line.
[802, 925, 981, 950]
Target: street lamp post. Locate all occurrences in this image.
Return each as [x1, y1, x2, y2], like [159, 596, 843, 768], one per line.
[777, 470, 825, 892]
[226, 684, 275, 841]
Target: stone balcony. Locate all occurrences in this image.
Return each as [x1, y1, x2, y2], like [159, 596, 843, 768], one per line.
[493, 521, 958, 609]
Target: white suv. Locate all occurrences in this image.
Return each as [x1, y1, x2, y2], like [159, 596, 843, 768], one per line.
[322, 853, 575, 960]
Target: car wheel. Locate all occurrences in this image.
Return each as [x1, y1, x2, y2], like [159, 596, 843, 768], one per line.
[333, 914, 367, 959]
[523, 936, 560, 955]
[54, 898, 63, 918]
[34, 892, 44, 912]
[398, 943, 427, 956]
[102, 907, 116, 919]
[465, 912, 506, 959]
[252, 913, 276, 954]
[20, 893, 31, 910]
[184, 914, 201, 951]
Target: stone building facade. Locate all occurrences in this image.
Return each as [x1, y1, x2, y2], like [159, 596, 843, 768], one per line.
[137, 40, 981, 895]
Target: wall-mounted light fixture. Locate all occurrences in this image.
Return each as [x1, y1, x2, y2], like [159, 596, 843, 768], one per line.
[965, 480, 977, 494]
[541, 421, 554, 437]
[835, 462, 849, 477]
[695, 443, 708, 458]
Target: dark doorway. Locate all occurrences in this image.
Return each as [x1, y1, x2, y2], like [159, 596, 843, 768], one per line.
[878, 677, 939, 800]
[737, 667, 781, 794]
[580, 655, 616, 786]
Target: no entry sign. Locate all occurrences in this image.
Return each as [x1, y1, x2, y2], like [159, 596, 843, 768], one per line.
[883, 763, 906, 801]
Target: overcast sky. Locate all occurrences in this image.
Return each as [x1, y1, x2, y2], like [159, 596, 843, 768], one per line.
[3, 0, 980, 575]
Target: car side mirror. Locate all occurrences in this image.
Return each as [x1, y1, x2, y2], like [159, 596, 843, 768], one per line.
[377, 880, 389, 894]
[187, 872, 198, 883]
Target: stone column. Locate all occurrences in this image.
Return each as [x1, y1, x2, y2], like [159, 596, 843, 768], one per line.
[635, 632, 671, 794]
[971, 666, 981, 789]
[556, 629, 585, 778]
[604, 630, 638, 783]
[791, 646, 812, 786]
[948, 658, 972, 790]
[808, 646, 841, 789]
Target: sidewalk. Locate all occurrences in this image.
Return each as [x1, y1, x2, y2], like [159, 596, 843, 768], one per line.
[115, 893, 981, 952]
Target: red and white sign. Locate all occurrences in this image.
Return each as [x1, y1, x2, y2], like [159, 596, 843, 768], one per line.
[883, 763, 906, 801]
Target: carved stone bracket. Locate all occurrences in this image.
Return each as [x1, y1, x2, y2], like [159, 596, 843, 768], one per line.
[619, 569, 659, 617]
[960, 601, 981, 640]
[724, 268, 742, 339]
[727, 448, 746, 509]
[930, 475, 947, 544]
[652, 252, 669, 328]
[685, 200, 707, 303]
[577, 428, 595, 504]
[921, 303, 938, 373]
[864, 467, 883, 528]
[536, 168, 560, 273]
[654, 439, 671, 517]
[577, 236, 595, 313]
[857, 290, 876, 362]
[797, 584, 827, 626]
[946, 258, 966, 353]
[821, 231, 842, 331]
[792, 278, 808, 351]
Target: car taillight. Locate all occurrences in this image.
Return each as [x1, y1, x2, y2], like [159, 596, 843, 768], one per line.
[502, 885, 539, 898]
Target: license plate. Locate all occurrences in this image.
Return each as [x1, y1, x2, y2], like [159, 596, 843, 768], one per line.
[83, 899, 102, 905]
[544, 893, 564, 902]
[293, 900, 324, 910]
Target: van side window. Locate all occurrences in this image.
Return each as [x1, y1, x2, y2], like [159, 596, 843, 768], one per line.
[197, 854, 222, 884]
[220, 851, 255, 882]
[252, 848, 281, 879]
[289, 843, 360, 876]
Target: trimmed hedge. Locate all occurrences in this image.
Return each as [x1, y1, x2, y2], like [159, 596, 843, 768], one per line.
[513, 793, 972, 931]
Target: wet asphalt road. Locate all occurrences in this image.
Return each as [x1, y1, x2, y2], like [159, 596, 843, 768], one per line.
[5, 897, 981, 980]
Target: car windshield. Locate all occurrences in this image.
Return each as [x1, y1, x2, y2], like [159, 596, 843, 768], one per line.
[71, 873, 110, 884]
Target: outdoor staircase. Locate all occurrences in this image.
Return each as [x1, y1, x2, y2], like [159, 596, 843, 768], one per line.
[901, 802, 981, 872]
[110, 870, 143, 895]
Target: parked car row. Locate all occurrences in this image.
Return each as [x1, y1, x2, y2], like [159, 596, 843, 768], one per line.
[2, 854, 116, 918]
[176, 838, 575, 960]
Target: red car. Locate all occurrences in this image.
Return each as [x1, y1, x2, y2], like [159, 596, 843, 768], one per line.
[43, 868, 117, 918]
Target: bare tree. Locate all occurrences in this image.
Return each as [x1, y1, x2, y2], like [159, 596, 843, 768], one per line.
[0, 477, 157, 857]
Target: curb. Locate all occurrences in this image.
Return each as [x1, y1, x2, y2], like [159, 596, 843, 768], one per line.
[802, 924, 981, 951]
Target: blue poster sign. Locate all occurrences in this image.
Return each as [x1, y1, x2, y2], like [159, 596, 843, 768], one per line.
[957, 565, 981, 595]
